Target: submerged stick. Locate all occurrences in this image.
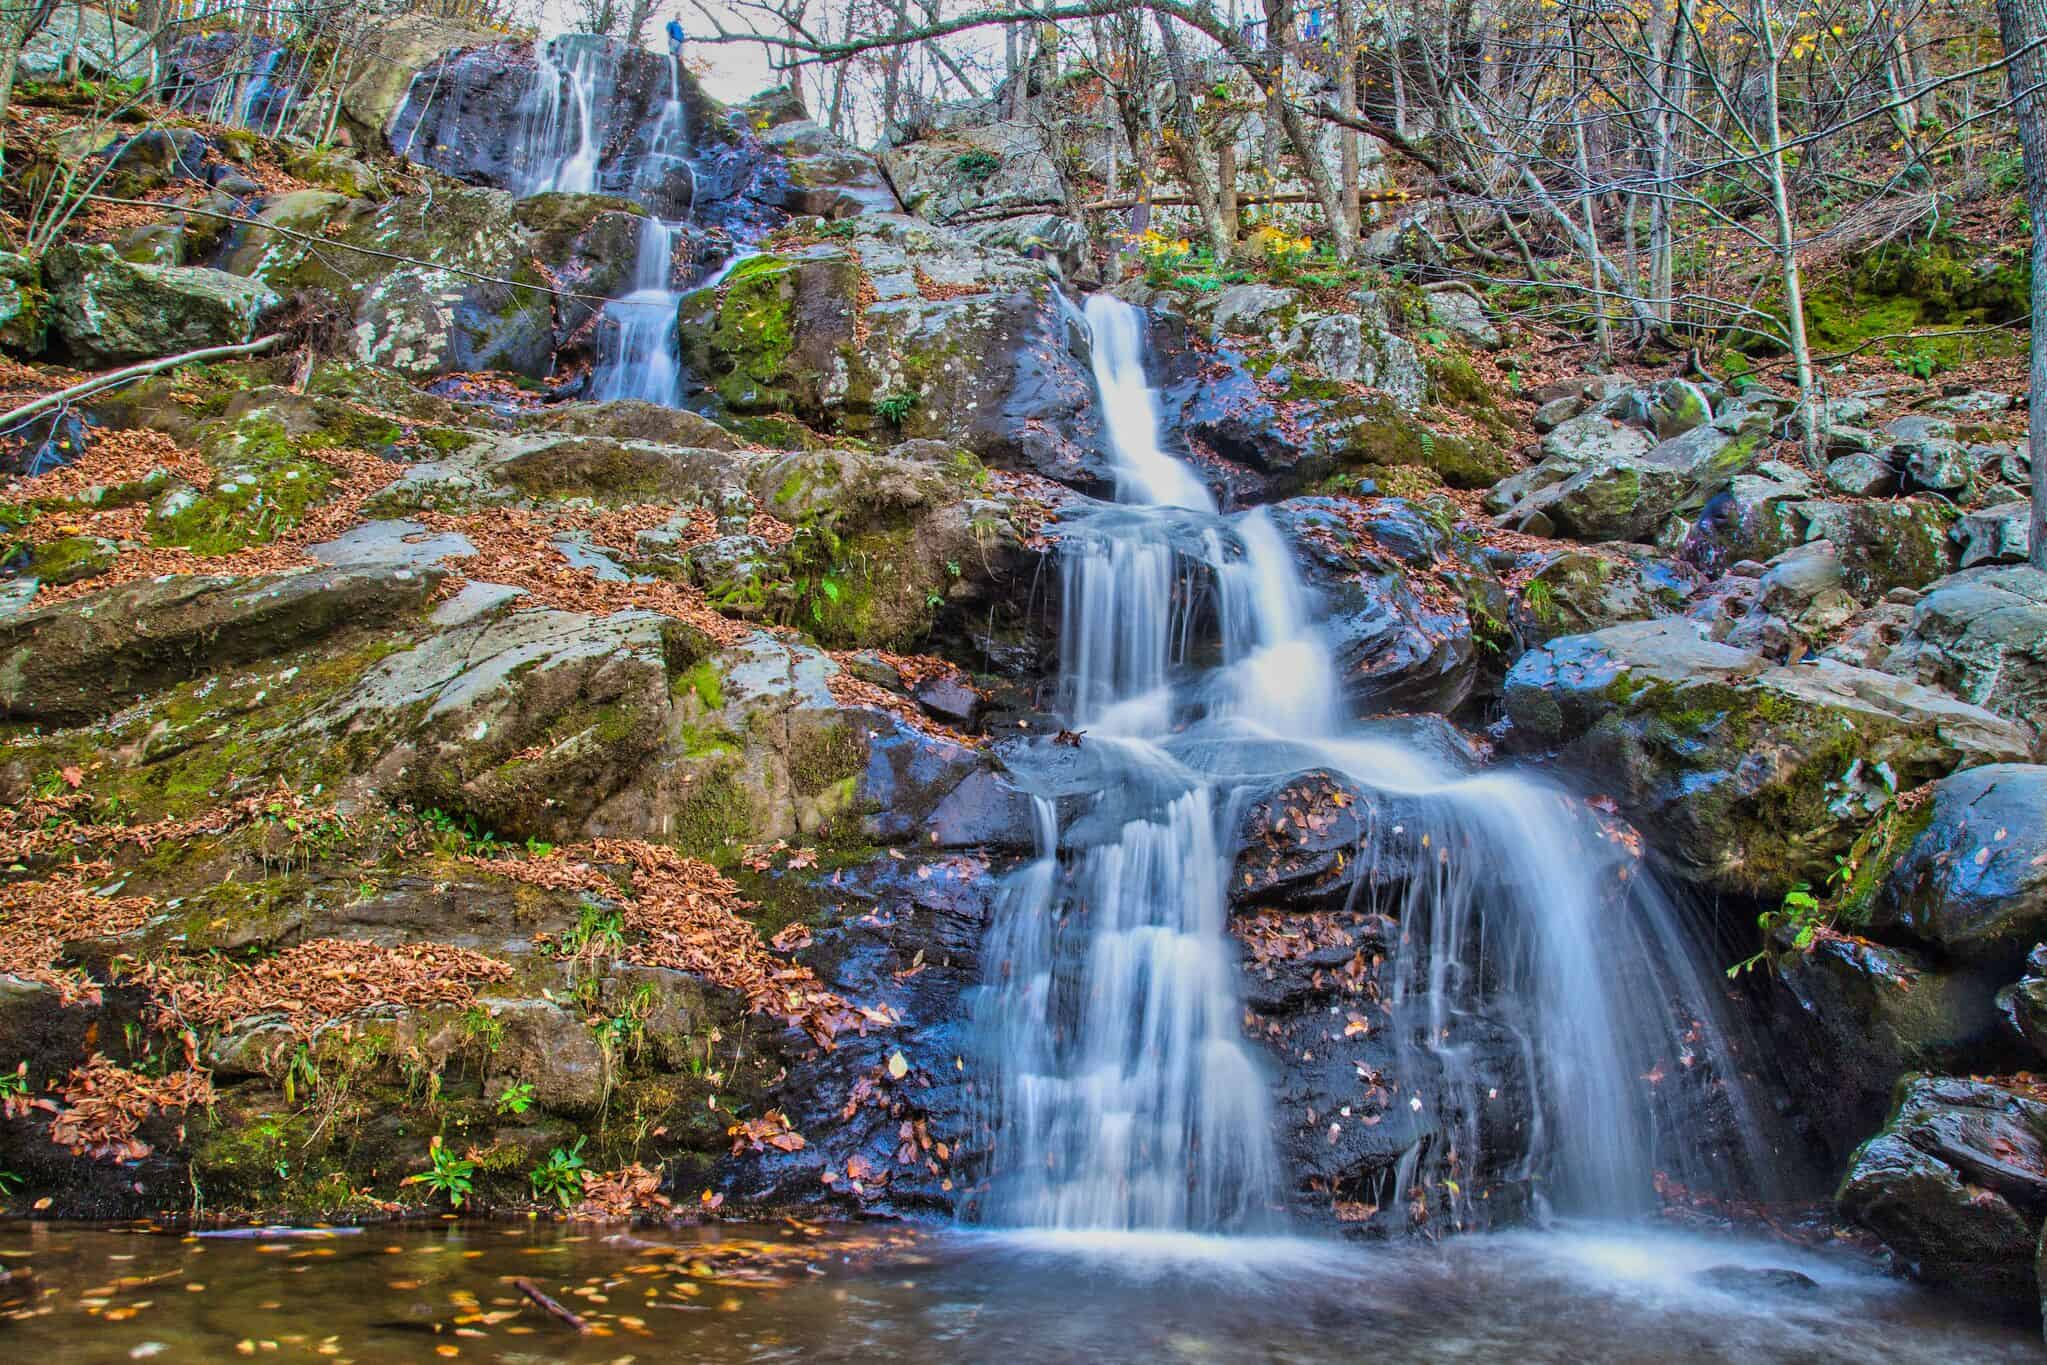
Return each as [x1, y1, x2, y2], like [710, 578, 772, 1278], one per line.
[512, 1276, 590, 1333]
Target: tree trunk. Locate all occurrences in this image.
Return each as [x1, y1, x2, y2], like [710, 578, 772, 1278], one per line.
[1995, 0, 2047, 568]
[1257, 0, 1355, 259]
[1759, 12, 1819, 460]
[1335, 0, 1359, 233]
[1155, 12, 1230, 261]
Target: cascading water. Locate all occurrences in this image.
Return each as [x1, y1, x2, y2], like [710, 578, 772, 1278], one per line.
[590, 204, 685, 405]
[514, 35, 605, 197]
[969, 294, 1769, 1237]
[588, 55, 696, 405]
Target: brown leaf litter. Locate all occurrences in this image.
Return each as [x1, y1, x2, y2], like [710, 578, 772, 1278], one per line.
[139, 939, 515, 1033]
[46, 1054, 214, 1163]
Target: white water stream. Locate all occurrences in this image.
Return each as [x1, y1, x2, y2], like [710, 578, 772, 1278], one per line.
[971, 295, 1767, 1233]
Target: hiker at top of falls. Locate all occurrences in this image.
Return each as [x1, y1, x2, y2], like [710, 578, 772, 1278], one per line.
[666, 17, 687, 58]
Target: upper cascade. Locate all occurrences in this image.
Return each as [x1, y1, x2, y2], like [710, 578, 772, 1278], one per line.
[389, 32, 773, 236]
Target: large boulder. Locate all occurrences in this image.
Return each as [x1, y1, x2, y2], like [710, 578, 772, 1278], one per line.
[1955, 501, 2033, 568]
[1882, 566, 2047, 731]
[341, 12, 505, 150]
[1683, 492, 1958, 599]
[1838, 1075, 2047, 1309]
[674, 217, 1104, 480]
[880, 118, 1070, 226]
[1508, 548, 1693, 647]
[1504, 618, 2036, 894]
[44, 243, 279, 367]
[1491, 405, 1770, 542]
[739, 87, 900, 221]
[18, 5, 157, 83]
[1869, 765, 2047, 967]
[217, 185, 530, 379]
[0, 565, 439, 723]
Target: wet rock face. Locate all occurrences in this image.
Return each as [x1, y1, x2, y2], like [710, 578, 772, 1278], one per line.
[715, 850, 1007, 1215]
[672, 219, 1106, 481]
[1767, 936, 2004, 1156]
[1838, 1075, 2047, 1309]
[1869, 764, 2047, 968]
[1269, 497, 1502, 716]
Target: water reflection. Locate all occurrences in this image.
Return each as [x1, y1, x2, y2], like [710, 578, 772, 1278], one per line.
[1, 1219, 2033, 1363]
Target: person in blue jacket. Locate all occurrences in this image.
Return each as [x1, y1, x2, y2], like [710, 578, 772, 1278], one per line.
[666, 16, 687, 58]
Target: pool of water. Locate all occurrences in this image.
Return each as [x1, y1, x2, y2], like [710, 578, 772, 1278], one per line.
[0, 1218, 2033, 1362]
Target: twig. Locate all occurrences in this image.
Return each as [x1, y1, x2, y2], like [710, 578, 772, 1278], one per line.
[512, 1277, 590, 1333]
[0, 334, 282, 433]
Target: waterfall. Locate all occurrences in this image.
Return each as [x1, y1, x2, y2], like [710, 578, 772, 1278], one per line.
[515, 35, 606, 198]
[969, 295, 1766, 1236]
[590, 211, 685, 405]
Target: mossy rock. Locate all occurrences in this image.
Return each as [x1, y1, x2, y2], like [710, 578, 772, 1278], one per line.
[0, 250, 49, 355]
[1326, 394, 1508, 490]
[1504, 618, 2036, 894]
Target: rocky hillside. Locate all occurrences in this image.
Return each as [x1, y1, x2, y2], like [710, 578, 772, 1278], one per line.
[2, 18, 2045, 1323]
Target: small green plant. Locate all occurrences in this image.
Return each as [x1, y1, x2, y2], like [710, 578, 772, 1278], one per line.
[592, 984, 657, 1064]
[403, 1136, 476, 1208]
[496, 1081, 537, 1117]
[460, 1005, 505, 1053]
[281, 1042, 321, 1106]
[1730, 767, 1914, 976]
[560, 903, 626, 959]
[0, 1064, 28, 1101]
[529, 1136, 589, 1208]
[874, 389, 918, 426]
[0, 1170, 23, 1197]
[1522, 578, 1559, 625]
[419, 807, 506, 856]
[953, 149, 1001, 186]
[1889, 342, 1942, 381]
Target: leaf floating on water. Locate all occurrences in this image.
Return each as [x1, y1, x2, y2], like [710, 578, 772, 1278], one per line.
[887, 1051, 910, 1080]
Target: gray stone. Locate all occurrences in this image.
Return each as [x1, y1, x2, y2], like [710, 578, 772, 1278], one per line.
[1883, 565, 2047, 730]
[45, 243, 280, 367]
[1954, 501, 2033, 568]
[1825, 452, 1898, 498]
[1422, 288, 1501, 349]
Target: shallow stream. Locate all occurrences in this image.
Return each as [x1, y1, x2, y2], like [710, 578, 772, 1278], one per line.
[3, 1219, 2035, 1362]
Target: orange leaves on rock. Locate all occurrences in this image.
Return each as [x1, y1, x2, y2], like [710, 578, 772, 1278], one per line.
[29, 446, 402, 606]
[141, 939, 513, 1032]
[592, 838, 888, 1049]
[825, 671, 977, 747]
[47, 1054, 213, 1163]
[2, 428, 211, 506]
[0, 781, 327, 865]
[0, 875, 160, 1003]
[727, 1109, 806, 1156]
[484, 840, 891, 1051]
[417, 506, 746, 646]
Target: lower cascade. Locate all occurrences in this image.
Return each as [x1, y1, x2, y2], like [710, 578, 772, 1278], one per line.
[968, 296, 1772, 1234]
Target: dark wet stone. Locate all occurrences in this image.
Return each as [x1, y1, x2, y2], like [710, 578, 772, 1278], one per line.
[1871, 764, 2047, 968]
[1696, 1265, 1820, 1293]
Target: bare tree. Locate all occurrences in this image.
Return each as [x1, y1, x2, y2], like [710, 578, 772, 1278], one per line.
[1995, 0, 2047, 568]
